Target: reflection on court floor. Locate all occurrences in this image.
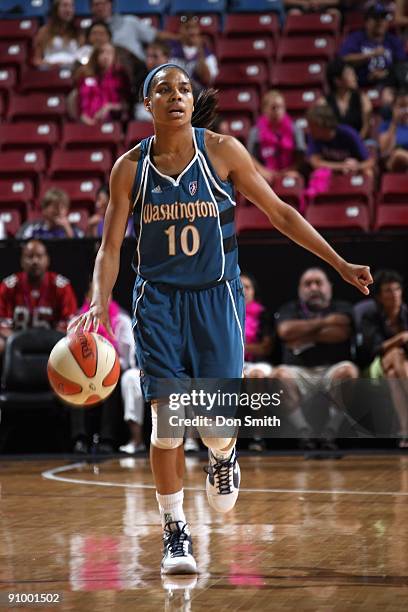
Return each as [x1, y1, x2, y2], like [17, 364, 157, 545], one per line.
[1, 455, 408, 611]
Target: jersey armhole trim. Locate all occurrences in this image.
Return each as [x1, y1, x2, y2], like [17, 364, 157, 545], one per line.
[200, 129, 235, 189]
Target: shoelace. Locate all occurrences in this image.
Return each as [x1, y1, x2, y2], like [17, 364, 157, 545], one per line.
[164, 521, 190, 558]
[205, 456, 234, 495]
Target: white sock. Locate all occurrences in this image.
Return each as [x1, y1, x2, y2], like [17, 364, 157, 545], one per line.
[211, 444, 235, 461]
[156, 489, 186, 528]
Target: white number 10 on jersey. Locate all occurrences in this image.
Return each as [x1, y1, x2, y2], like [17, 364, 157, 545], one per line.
[164, 224, 200, 256]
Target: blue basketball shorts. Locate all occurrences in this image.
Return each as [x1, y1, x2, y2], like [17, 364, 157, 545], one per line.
[132, 275, 245, 401]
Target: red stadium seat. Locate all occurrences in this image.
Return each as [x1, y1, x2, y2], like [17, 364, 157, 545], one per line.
[68, 208, 89, 234]
[215, 62, 268, 96]
[124, 121, 154, 148]
[7, 93, 66, 122]
[0, 208, 23, 237]
[0, 42, 27, 71]
[223, 13, 279, 42]
[0, 150, 46, 188]
[217, 87, 259, 120]
[306, 204, 370, 232]
[0, 121, 59, 154]
[283, 13, 340, 37]
[236, 204, 272, 233]
[0, 179, 33, 221]
[19, 67, 73, 94]
[48, 149, 111, 181]
[219, 116, 251, 142]
[62, 122, 122, 155]
[0, 94, 4, 119]
[0, 179, 33, 211]
[277, 36, 336, 63]
[379, 173, 408, 204]
[217, 37, 274, 67]
[165, 14, 220, 44]
[0, 67, 17, 97]
[309, 174, 374, 214]
[375, 205, 408, 230]
[0, 19, 39, 42]
[39, 179, 101, 211]
[0, 149, 46, 194]
[116, 144, 127, 158]
[272, 174, 304, 210]
[270, 61, 326, 89]
[280, 88, 321, 117]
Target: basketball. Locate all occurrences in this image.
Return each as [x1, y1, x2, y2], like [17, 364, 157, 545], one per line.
[47, 330, 120, 406]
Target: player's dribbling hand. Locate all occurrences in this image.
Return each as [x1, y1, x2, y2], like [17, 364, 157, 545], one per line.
[67, 304, 114, 338]
[338, 262, 373, 295]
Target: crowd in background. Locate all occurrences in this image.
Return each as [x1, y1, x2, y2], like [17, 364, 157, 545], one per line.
[1, 239, 407, 456]
[0, 0, 408, 238]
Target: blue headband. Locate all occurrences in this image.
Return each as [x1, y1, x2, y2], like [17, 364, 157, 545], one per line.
[142, 63, 188, 98]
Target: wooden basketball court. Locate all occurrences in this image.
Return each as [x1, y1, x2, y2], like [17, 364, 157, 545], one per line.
[1, 454, 408, 611]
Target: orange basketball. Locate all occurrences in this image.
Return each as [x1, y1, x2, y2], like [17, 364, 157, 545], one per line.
[47, 330, 120, 406]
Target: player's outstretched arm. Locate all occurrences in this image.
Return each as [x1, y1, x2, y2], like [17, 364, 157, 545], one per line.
[68, 154, 136, 335]
[223, 136, 373, 295]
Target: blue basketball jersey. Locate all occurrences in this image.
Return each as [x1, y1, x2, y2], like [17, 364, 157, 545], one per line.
[131, 127, 239, 287]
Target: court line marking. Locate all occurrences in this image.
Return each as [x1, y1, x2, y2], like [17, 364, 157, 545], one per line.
[41, 462, 408, 497]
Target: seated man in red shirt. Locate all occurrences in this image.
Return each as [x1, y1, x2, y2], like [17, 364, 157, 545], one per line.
[0, 240, 77, 357]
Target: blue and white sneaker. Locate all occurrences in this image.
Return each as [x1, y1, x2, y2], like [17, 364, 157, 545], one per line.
[161, 521, 197, 575]
[205, 447, 240, 513]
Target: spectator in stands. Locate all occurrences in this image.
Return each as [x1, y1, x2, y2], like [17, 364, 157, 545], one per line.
[86, 185, 133, 237]
[74, 20, 112, 68]
[33, 0, 83, 68]
[77, 42, 130, 125]
[324, 57, 373, 140]
[284, 0, 340, 15]
[274, 267, 358, 452]
[134, 41, 170, 122]
[16, 188, 83, 240]
[241, 273, 274, 379]
[90, 0, 176, 64]
[340, 2, 406, 88]
[361, 269, 408, 448]
[378, 89, 408, 170]
[87, 185, 109, 237]
[306, 104, 375, 178]
[0, 240, 77, 358]
[248, 90, 303, 183]
[116, 307, 146, 455]
[70, 286, 145, 454]
[169, 14, 218, 89]
[242, 272, 274, 452]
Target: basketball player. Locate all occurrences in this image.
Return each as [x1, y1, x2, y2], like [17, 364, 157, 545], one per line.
[69, 64, 373, 575]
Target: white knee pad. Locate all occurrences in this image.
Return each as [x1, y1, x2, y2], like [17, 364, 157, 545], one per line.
[200, 437, 235, 451]
[150, 405, 184, 450]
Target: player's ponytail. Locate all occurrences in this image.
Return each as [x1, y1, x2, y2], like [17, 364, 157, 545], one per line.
[192, 88, 218, 129]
